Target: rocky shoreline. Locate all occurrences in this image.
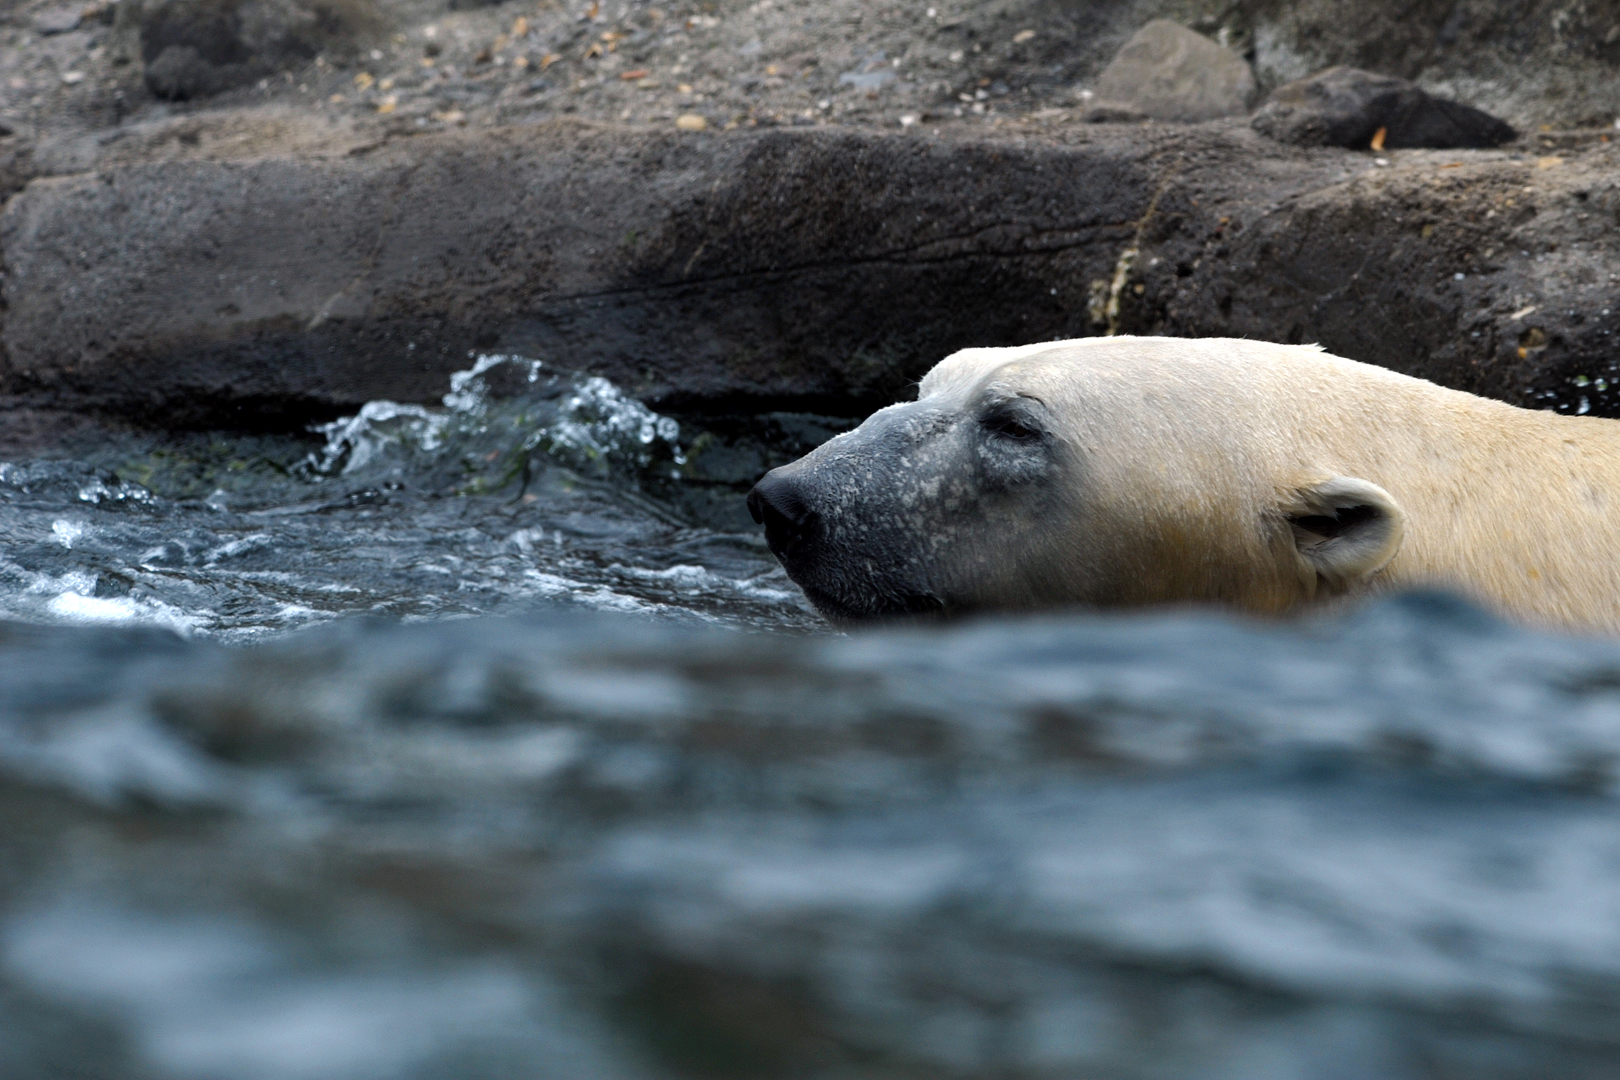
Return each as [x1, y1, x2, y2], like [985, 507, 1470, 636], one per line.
[1, 0, 1618, 436]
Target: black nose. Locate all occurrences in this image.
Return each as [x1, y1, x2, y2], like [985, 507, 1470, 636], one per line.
[747, 471, 818, 556]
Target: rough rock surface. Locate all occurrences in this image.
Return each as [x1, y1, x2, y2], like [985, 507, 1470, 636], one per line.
[0, 0, 1617, 431]
[1241, 0, 1620, 133]
[3, 117, 1618, 427]
[1092, 19, 1256, 122]
[0, 0, 1610, 173]
[129, 0, 384, 100]
[1253, 67, 1516, 150]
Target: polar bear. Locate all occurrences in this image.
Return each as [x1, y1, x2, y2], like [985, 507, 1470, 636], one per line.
[747, 336, 1620, 632]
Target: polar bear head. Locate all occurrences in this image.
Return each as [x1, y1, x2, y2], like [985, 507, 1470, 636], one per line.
[747, 337, 1408, 623]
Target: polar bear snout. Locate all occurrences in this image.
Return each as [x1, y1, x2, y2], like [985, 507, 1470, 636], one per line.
[748, 471, 820, 559]
[746, 413, 957, 622]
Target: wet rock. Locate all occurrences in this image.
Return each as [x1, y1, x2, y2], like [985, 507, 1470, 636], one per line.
[129, 0, 380, 100]
[1253, 67, 1517, 149]
[1092, 19, 1257, 123]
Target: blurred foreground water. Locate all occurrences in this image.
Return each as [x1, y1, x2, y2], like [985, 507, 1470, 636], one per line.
[4, 595, 1620, 1079]
[4, 357, 1620, 1078]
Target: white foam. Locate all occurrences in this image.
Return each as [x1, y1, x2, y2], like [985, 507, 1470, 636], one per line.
[51, 519, 87, 548]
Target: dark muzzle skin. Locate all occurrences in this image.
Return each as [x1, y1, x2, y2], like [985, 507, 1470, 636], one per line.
[747, 406, 950, 622]
[747, 395, 1061, 623]
[746, 473, 818, 567]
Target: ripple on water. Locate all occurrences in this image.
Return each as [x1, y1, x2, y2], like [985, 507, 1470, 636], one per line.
[1, 598, 1619, 1078]
[0, 356, 826, 640]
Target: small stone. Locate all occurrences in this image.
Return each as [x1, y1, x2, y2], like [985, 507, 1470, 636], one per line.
[432, 109, 467, 124]
[60, 71, 86, 85]
[839, 50, 895, 92]
[675, 113, 708, 130]
[1252, 68, 1515, 149]
[354, 72, 375, 91]
[1092, 20, 1256, 122]
[512, 16, 529, 37]
[33, 6, 80, 34]
[1013, 29, 1036, 43]
[839, 70, 896, 92]
[376, 95, 397, 114]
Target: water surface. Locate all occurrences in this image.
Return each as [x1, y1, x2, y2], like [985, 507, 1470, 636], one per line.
[0, 355, 842, 640]
[3, 357, 1619, 1079]
[3, 596, 1620, 1078]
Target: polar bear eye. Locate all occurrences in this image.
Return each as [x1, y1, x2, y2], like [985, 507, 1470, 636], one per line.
[983, 414, 1042, 442]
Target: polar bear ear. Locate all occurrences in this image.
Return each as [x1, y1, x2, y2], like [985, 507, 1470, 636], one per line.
[1283, 477, 1406, 594]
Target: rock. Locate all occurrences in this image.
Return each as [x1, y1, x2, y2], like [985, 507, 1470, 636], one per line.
[1091, 19, 1257, 123]
[1252, 67, 1517, 149]
[1240, 0, 1620, 131]
[130, 0, 380, 101]
[2, 120, 1616, 428]
[32, 5, 82, 34]
[0, 125, 33, 203]
[838, 70, 897, 92]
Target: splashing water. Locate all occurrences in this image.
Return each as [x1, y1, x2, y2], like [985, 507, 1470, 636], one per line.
[301, 355, 687, 489]
[0, 356, 831, 640]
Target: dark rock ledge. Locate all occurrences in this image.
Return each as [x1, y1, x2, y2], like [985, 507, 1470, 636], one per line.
[2, 117, 1617, 429]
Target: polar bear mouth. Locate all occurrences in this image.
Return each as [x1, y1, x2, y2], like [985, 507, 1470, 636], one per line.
[800, 582, 950, 624]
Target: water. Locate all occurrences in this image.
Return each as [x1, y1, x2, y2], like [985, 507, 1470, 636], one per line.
[6, 356, 1620, 1077]
[0, 355, 847, 640]
[3, 596, 1620, 1078]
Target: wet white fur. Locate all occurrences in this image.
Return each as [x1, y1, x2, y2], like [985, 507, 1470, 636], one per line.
[920, 336, 1620, 633]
